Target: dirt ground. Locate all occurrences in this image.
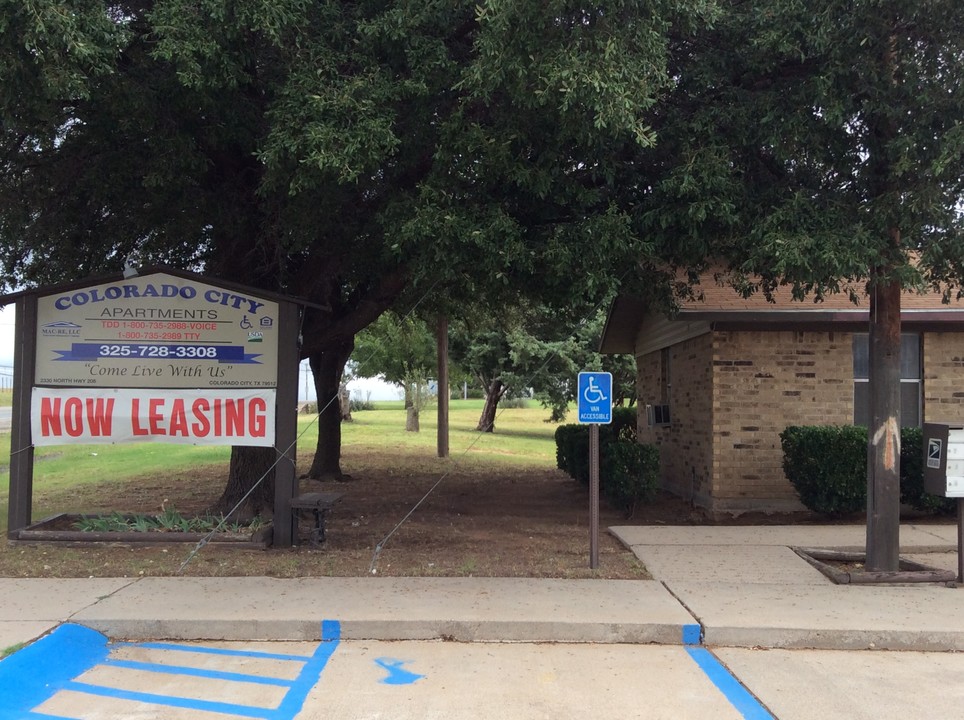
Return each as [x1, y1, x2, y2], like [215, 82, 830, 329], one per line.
[3, 455, 722, 579]
[9, 441, 944, 580]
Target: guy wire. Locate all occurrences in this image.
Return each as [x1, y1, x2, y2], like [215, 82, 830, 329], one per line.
[176, 277, 442, 574]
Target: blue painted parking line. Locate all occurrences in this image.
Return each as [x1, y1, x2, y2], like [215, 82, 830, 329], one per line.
[0, 624, 109, 720]
[102, 656, 296, 686]
[0, 620, 342, 720]
[680, 622, 773, 719]
[685, 647, 774, 720]
[131, 642, 315, 663]
[682, 623, 702, 645]
[56, 681, 283, 719]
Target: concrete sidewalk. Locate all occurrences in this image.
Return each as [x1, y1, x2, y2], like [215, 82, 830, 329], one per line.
[1, 523, 962, 654]
[611, 523, 964, 651]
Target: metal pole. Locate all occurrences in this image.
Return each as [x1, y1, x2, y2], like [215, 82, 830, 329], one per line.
[590, 424, 600, 569]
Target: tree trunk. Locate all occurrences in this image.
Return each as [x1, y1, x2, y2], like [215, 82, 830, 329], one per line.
[476, 379, 505, 432]
[339, 383, 352, 422]
[402, 382, 420, 432]
[306, 339, 354, 481]
[865, 258, 902, 572]
[406, 405, 420, 432]
[212, 445, 277, 519]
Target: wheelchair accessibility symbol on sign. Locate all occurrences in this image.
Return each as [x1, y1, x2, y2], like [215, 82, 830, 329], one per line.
[577, 372, 613, 424]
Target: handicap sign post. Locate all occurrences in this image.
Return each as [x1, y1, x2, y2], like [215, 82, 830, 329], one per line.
[577, 372, 613, 569]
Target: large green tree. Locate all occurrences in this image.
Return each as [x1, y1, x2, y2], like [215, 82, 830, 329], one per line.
[638, 0, 964, 569]
[0, 1, 704, 512]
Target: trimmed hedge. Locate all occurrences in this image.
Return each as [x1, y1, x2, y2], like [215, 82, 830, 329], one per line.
[780, 425, 954, 517]
[554, 408, 659, 516]
[780, 426, 867, 516]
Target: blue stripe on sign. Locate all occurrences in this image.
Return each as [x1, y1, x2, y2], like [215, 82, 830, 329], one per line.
[103, 658, 296, 687]
[682, 624, 702, 645]
[0, 624, 109, 719]
[685, 647, 774, 720]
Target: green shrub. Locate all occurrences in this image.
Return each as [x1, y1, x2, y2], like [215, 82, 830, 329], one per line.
[609, 406, 637, 442]
[554, 424, 578, 474]
[602, 441, 660, 516]
[781, 425, 954, 517]
[349, 397, 376, 412]
[555, 410, 659, 515]
[501, 397, 529, 409]
[780, 425, 867, 516]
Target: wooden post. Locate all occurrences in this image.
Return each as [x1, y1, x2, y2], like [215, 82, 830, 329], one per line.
[437, 316, 449, 458]
[7, 296, 37, 537]
[272, 301, 300, 548]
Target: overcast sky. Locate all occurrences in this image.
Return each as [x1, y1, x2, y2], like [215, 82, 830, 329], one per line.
[0, 303, 14, 367]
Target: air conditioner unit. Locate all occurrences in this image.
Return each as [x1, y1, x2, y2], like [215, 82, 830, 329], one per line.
[646, 404, 671, 426]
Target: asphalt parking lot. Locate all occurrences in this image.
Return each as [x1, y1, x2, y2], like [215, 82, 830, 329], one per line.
[7, 622, 964, 720]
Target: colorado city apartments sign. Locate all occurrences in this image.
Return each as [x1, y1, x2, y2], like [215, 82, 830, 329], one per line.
[31, 272, 279, 447]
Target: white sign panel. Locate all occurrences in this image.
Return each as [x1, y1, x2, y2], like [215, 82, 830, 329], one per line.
[31, 387, 276, 447]
[35, 273, 279, 388]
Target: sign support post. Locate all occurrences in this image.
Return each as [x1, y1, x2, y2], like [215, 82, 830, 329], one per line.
[577, 371, 612, 570]
[7, 296, 37, 537]
[589, 424, 600, 568]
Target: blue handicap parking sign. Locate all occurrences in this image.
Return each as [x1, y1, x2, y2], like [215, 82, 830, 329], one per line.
[577, 372, 613, 424]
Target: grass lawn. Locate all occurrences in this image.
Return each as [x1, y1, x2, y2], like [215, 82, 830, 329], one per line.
[0, 399, 561, 533]
[0, 397, 652, 580]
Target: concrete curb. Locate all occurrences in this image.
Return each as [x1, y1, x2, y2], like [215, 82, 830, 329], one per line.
[69, 576, 699, 644]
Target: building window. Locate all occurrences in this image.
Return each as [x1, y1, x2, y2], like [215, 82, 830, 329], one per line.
[852, 333, 921, 427]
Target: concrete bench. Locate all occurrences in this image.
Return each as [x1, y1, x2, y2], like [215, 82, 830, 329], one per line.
[290, 492, 343, 546]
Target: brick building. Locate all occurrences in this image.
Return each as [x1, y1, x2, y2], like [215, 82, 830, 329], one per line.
[599, 281, 964, 514]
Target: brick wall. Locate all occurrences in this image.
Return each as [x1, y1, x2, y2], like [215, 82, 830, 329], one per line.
[637, 327, 964, 513]
[710, 330, 854, 512]
[637, 328, 857, 513]
[922, 333, 964, 423]
[636, 333, 714, 504]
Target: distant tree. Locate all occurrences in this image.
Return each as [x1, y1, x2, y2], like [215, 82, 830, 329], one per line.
[352, 312, 436, 431]
[450, 303, 633, 430]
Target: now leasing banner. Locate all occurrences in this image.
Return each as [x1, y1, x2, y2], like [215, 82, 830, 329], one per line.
[31, 388, 276, 447]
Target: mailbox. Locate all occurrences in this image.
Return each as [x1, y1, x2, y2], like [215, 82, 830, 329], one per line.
[923, 423, 964, 498]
